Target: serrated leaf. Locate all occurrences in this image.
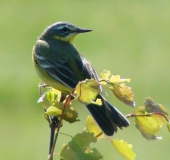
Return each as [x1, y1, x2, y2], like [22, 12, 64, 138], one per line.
[45, 102, 79, 123]
[110, 75, 130, 85]
[54, 102, 79, 123]
[134, 106, 166, 140]
[135, 114, 164, 140]
[111, 83, 135, 107]
[74, 79, 100, 105]
[145, 97, 169, 115]
[60, 105, 79, 123]
[111, 139, 136, 160]
[59, 132, 103, 160]
[86, 115, 103, 138]
[99, 70, 111, 85]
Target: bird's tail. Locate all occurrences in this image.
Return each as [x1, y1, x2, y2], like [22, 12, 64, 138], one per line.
[86, 94, 129, 136]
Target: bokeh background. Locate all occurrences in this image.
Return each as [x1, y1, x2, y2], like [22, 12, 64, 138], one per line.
[1, 0, 170, 159]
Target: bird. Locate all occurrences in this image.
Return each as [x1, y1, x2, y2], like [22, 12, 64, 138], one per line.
[32, 22, 129, 136]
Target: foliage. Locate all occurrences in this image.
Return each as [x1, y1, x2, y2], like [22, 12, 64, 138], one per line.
[111, 139, 136, 160]
[37, 70, 170, 160]
[131, 97, 169, 140]
[59, 132, 103, 160]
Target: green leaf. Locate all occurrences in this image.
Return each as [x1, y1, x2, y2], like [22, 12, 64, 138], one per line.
[45, 91, 57, 105]
[54, 102, 79, 123]
[59, 132, 103, 160]
[111, 139, 136, 160]
[45, 103, 79, 123]
[45, 88, 62, 105]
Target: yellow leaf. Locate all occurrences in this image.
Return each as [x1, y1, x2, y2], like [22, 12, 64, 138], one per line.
[86, 115, 103, 138]
[110, 75, 130, 85]
[74, 79, 100, 104]
[45, 102, 79, 123]
[91, 98, 102, 106]
[111, 83, 135, 107]
[111, 139, 136, 160]
[99, 70, 111, 85]
[134, 106, 166, 140]
[45, 105, 62, 116]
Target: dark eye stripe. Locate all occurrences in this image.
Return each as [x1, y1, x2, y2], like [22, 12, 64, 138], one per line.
[62, 27, 70, 32]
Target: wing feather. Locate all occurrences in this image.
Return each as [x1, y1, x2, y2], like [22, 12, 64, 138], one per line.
[34, 40, 99, 89]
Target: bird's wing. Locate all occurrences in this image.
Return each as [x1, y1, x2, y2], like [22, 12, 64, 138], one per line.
[78, 55, 99, 81]
[33, 40, 79, 89]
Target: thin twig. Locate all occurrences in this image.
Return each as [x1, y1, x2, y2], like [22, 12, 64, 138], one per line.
[126, 112, 170, 122]
[48, 88, 75, 160]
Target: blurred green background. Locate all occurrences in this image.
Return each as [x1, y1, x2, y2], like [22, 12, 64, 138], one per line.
[1, 0, 170, 159]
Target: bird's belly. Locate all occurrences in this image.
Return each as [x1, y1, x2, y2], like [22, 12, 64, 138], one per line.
[34, 63, 71, 93]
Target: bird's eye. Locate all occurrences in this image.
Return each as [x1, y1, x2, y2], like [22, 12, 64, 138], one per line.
[62, 27, 70, 32]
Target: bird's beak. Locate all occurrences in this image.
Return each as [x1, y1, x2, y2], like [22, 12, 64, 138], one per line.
[77, 28, 92, 33]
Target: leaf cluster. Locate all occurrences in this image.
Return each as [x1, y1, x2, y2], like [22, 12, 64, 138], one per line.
[37, 70, 170, 160]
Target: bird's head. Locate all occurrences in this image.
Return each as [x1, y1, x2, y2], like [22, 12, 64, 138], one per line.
[39, 22, 92, 43]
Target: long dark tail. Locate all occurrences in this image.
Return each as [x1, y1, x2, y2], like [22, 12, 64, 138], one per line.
[86, 94, 129, 136]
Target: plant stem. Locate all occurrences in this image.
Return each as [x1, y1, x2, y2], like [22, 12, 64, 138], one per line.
[48, 89, 75, 160]
[48, 117, 59, 160]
